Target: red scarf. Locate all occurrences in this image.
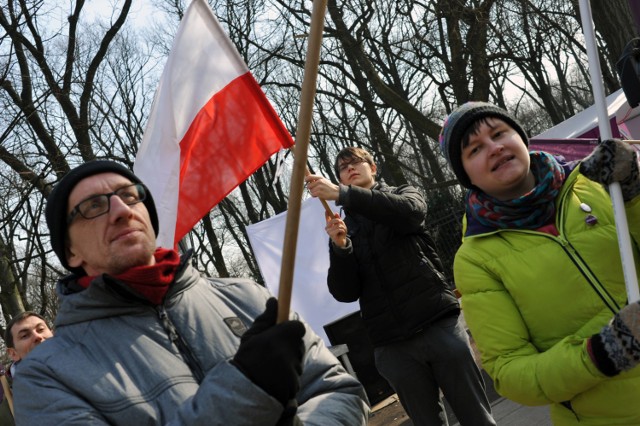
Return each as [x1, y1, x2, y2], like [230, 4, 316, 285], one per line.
[77, 248, 181, 305]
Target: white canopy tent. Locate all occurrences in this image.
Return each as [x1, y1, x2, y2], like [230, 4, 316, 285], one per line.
[246, 199, 359, 346]
[534, 89, 640, 140]
[530, 89, 640, 162]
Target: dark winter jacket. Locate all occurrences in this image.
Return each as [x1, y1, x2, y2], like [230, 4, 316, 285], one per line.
[327, 182, 460, 346]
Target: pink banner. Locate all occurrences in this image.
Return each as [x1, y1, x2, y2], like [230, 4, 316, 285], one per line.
[529, 138, 599, 161]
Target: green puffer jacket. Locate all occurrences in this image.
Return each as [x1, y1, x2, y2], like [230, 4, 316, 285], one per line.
[454, 166, 640, 425]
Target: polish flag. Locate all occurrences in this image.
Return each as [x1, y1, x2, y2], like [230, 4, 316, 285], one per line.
[134, 0, 294, 248]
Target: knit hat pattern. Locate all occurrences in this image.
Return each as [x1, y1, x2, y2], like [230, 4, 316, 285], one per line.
[439, 102, 529, 188]
[45, 160, 159, 275]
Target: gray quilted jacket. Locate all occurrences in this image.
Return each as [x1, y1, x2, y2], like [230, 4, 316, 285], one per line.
[13, 257, 369, 425]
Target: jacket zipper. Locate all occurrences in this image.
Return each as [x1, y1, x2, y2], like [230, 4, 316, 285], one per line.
[555, 186, 621, 314]
[157, 305, 205, 383]
[101, 262, 207, 383]
[494, 226, 621, 316]
[554, 234, 620, 314]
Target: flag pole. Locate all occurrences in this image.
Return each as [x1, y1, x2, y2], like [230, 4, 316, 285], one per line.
[277, 0, 329, 323]
[1, 375, 13, 417]
[579, 0, 639, 302]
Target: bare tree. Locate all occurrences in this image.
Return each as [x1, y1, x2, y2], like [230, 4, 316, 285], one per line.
[0, 0, 633, 334]
[0, 0, 141, 326]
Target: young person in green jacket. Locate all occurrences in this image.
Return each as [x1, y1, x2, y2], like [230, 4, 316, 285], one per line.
[439, 102, 640, 425]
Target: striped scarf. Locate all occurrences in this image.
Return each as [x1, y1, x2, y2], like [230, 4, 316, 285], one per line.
[466, 151, 565, 230]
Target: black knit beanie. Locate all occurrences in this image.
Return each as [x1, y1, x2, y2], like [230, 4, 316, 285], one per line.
[45, 160, 159, 275]
[439, 102, 529, 188]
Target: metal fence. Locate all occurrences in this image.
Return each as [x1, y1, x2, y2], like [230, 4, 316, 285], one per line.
[423, 189, 465, 287]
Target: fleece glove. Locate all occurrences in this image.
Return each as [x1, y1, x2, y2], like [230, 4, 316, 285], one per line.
[589, 301, 640, 376]
[232, 298, 306, 406]
[580, 138, 640, 201]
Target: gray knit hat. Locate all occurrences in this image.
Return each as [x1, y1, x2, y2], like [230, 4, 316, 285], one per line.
[439, 102, 529, 188]
[45, 160, 159, 275]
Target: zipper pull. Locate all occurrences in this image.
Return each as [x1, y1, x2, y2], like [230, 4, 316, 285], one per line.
[157, 306, 179, 343]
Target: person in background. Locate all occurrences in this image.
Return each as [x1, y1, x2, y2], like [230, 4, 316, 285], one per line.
[1, 311, 54, 425]
[13, 160, 369, 425]
[439, 101, 640, 425]
[305, 147, 495, 426]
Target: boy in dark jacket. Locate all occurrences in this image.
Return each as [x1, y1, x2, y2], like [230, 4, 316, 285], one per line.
[305, 147, 495, 425]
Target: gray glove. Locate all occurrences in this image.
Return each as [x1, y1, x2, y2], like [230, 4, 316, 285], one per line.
[580, 138, 640, 201]
[589, 301, 640, 376]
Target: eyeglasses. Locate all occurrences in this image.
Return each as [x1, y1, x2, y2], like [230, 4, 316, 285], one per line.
[67, 183, 148, 225]
[338, 157, 367, 173]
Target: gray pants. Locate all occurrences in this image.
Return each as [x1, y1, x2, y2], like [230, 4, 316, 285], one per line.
[374, 315, 496, 426]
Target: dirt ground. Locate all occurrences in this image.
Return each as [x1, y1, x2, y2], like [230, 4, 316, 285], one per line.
[367, 393, 462, 426]
[368, 395, 413, 426]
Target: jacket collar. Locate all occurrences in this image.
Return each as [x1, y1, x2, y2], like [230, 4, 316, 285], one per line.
[54, 251, 197, 327]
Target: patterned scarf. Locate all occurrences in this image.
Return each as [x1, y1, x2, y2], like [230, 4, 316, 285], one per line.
[466, 151, 565, 230]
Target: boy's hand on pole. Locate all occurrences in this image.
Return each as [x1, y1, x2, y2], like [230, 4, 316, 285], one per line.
[325, 212, 347, 248]
[305, 175, 340, 201]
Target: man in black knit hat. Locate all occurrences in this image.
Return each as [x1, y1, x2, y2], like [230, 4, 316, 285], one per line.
[13, 160, 369, 425]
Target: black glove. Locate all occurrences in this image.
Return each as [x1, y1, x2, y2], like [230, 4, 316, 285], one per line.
[580, 138, 640, 201]
[276, 399, 303, 426]
[589, 301, 640, 376]
[232, 298, 306, 406]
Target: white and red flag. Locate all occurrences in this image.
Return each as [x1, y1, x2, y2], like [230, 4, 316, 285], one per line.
[134, 0, 294, 248]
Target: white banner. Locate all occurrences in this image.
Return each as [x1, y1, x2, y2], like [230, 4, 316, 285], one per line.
[246, 198, 359, 345]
